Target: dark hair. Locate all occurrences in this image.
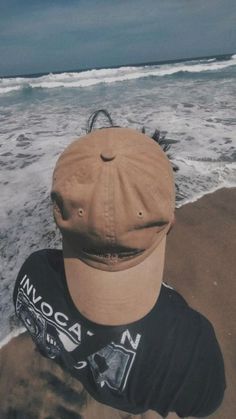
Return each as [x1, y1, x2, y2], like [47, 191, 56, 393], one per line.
[87, 109, 115, 133]
[86, 110, 179, 174]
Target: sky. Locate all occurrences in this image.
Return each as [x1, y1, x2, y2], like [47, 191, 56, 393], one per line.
[0, 0, 236, 77]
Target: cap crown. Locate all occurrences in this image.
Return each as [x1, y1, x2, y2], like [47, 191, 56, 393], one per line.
[51, 128, 175, 271]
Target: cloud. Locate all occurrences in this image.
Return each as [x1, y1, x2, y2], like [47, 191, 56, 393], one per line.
[0, 0, 236, 75]
[0, 1, 157, 38]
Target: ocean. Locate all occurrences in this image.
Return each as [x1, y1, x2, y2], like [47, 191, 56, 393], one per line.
[0, 54, 236, 347]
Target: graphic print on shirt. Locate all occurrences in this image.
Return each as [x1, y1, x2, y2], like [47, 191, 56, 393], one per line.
[88, 343, 136, 391]
[16, 288, 80, 358]
[15, 273, 142, 392]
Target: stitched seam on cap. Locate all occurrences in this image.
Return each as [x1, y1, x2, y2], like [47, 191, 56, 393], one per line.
[121, 156, 174, 210]
[104, 164, 116, 244]
[108, 163, 116, 244]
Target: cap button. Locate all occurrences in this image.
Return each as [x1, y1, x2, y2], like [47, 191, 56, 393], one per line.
[100, 148, 116, 162]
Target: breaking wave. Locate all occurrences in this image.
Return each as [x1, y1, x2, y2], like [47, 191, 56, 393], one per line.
[1, 54, 236, 95]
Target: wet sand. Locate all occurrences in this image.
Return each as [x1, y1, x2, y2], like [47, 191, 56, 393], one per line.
[0, 188, 235, 419]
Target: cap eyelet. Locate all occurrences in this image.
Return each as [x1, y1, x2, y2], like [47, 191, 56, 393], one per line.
[137, 211, 144, 218]
[78, 208, 84, 217]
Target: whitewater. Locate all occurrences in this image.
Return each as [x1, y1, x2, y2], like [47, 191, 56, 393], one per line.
[1, 54, 236, 94]
[0, 54, 236, 346]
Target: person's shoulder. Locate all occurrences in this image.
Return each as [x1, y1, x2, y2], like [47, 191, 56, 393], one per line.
[152, 284, 226, 417]
[18, 248, 63, 273]
[161, 283, 201, 325]
[161, 282, 188, 309]
[173, 312, 226, 417]
[13, 249, 63, 302]
[160, 284, 222, 355]
[22, 248, 62, 263]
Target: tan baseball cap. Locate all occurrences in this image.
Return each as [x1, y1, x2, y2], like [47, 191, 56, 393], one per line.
[51, 126, 175, 325]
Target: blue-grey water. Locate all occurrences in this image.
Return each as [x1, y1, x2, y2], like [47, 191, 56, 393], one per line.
[0, 54, 236, 346]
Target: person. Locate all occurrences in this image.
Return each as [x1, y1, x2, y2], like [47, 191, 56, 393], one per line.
[13, 110, 226, 418]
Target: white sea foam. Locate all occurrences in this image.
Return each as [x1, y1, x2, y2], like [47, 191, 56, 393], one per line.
[0, 326, 26, 350]
[0, 85, 23, 94]
[1, 55, 236, 95]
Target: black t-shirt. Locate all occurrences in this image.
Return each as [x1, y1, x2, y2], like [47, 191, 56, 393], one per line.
[13, 249, 226, 417]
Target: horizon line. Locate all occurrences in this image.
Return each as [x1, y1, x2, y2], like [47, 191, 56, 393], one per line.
[1, 51, 235, 79]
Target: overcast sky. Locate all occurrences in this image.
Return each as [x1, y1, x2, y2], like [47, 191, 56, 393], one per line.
[0, 0, 236, 76]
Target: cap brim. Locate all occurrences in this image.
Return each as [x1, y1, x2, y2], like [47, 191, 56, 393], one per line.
[63, 235, 166, 326]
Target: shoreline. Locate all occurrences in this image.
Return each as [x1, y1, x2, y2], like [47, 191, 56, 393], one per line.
[0, 326, 26, 351]
[175, 182, 236, 208]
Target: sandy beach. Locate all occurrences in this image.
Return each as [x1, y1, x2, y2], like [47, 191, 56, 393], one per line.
[0, 187, 235, 419]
